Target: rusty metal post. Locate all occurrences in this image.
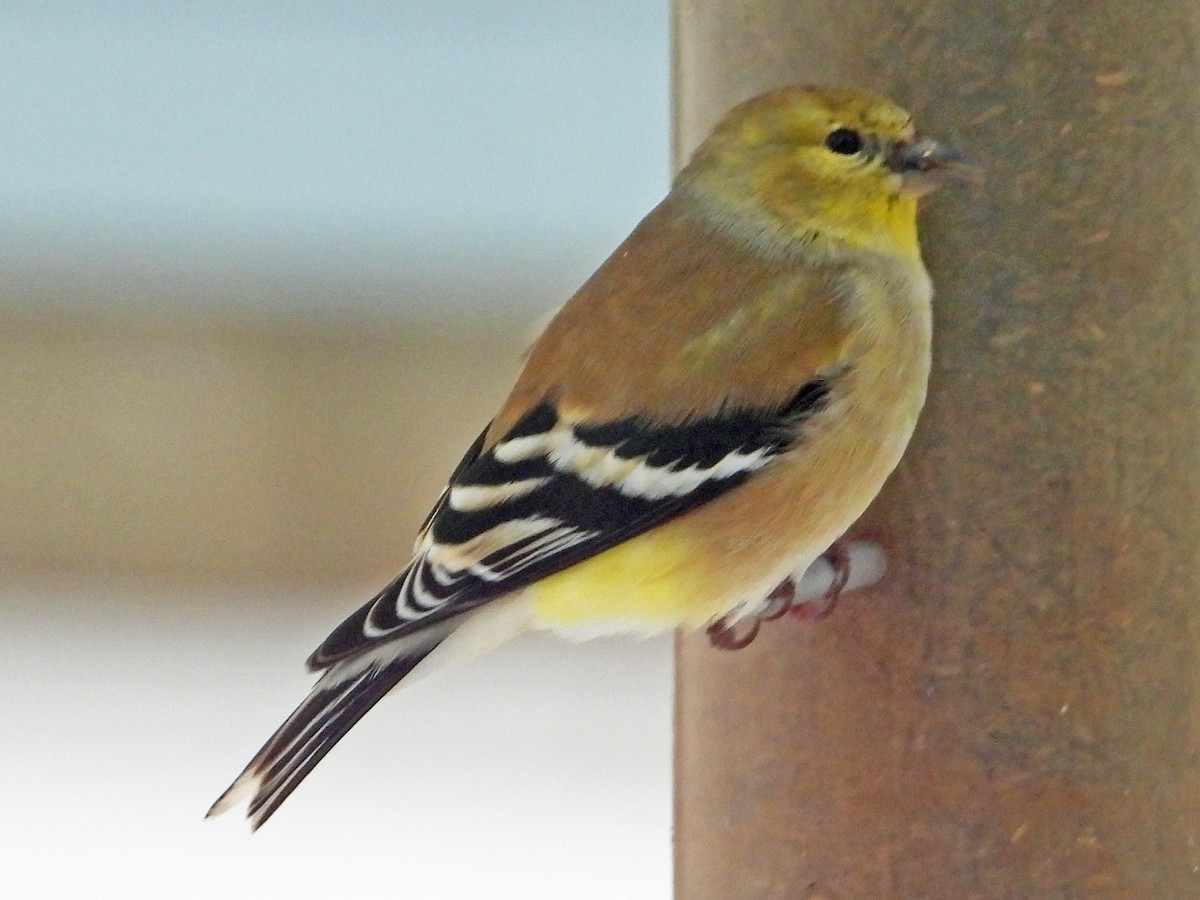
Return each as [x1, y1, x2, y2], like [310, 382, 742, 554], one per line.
[673, 2, 1200, 897]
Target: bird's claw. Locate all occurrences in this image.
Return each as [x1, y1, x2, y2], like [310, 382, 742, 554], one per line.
[706, 615, 761, 650]
[705, 577, 795, 650]
[705, 540, 854, 649]
[788, 539, 850, 621]
[758, 577, 796, 620]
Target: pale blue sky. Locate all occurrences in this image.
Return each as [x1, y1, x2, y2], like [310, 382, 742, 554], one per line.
[0, 2, 669, 310]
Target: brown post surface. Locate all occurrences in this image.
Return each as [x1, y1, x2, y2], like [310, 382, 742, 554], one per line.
[673, 2, 1200, 898]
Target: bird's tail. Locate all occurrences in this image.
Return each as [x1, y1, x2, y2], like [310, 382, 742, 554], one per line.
[207, 626, 451, 829]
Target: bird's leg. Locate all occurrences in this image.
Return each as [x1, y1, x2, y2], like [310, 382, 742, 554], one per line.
[788, 539, 851, 621]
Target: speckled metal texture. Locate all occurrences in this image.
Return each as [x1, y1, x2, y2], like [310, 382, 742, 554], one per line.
[673, 1, 1200, 897]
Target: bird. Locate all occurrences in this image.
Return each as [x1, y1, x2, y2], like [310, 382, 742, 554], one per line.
[209, 85, 968, 829]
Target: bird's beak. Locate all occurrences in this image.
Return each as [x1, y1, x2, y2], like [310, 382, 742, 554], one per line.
[886, 136, 980, 195]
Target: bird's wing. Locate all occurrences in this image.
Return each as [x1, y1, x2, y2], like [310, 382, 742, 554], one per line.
[308, 377, 837, 668]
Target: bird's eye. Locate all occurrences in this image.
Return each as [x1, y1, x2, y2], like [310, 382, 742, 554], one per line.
[824, 128, 864, 155]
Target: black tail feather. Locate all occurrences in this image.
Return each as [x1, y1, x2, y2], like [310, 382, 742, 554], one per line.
[209, 634, 444, 829]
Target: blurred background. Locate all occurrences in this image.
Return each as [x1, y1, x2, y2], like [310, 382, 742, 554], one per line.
[1, 3, 671, 897]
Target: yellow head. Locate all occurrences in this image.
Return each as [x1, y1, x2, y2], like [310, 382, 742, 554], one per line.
[677, 86, 965, 261]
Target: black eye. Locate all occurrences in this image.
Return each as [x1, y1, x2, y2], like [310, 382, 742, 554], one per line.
[825, 128, 864, 155]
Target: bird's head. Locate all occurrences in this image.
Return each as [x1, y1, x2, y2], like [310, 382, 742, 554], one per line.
[678, 86, 972, 260]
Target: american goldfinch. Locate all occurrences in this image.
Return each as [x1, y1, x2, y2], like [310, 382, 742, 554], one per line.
[210, 85, 966, 828]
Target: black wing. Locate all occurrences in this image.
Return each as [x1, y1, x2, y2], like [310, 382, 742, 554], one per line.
[308, 376, 834, 668]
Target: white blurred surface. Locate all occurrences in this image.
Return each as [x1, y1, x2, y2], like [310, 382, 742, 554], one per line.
[1, 6, 674, 895]
[0, 580, 672, 898]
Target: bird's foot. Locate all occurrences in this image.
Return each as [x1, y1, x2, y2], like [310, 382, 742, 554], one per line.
[705, 578, 795, 650]
[705, 615, 761, 650]
[788, 539, 851, 621]
[705, 539, 858, 649]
